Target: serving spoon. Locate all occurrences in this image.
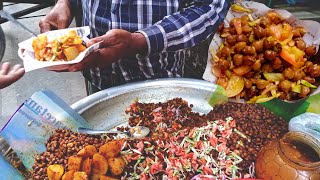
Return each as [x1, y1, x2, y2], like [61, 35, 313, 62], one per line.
[77, 126, 150, 139]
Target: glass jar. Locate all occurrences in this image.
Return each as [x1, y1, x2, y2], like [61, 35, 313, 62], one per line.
[255, 132, 320, 180]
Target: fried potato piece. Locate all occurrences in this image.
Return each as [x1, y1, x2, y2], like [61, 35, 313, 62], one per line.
[91, 174, 101, 180]
[61, 171, 74, 180]
[78, 145, 97, 158]
[100, 175, 119, 180]
[63, 46, 80, 61]
[32, 34, 48, 60]
[81, 158, 93, 175]
[99, 141, 123, 159]
[92, 153, 108, 175]
[107, 157, 126, 176]
[32, 30, 86, 61]
[75, 44, 87, 52]
[73, 172, 88, 180]
[47, 164, 64, 180]
[68, 156, 83, 171]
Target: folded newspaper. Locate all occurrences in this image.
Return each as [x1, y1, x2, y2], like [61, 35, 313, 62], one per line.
[0, 90, 92, 171]
[18, 26, 101, 72]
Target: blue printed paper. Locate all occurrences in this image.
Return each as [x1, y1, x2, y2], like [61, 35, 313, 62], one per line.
[0, 90, 92, 170]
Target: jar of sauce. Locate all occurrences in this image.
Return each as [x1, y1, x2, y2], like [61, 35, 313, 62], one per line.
[255, 132, 320, 180]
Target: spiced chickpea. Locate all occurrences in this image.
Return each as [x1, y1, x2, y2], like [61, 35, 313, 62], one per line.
[299, 86, 311, 98]
[264, 50, 277, 61]
[234, 42, 247, 52]
[252, 60, 262, 71]
[236, 34, 248, 43]
[254, 26, 266, 39]
[263, 39, 274, 50]
[303, 76, 316, 84]
[233, 54, 243, 66]
[220, 46, 233, 57]
[283, 68, 295, 79]
[272, 57, 282, 69]
[305, 45, 317, 56]
[292, 28, 301, 38]
[308, 64, 320, 78]
[243, 56, 255, 66]
[241, 15, 249, 25]
[260, 16, 271, 28]
[292, 69, 306, 81]
[218, 23, 224, 33]
[279, 80, 291, 93]
[244, 78, 252, 89]
[266, 11, 283, 24]
[242, 46, 256, 55]
[262, 64, 273, 73]
[226, 35, 237, 46]
[242, 24, 252, 35]
[296, 40, 306, 50]
[252, 40, 264, 53]
[256, 79, 270, 89]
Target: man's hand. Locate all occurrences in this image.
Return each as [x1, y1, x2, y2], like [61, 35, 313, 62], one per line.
[0, 62, 25, 89]
[67, 29, 147, 72]
[39, 0, 73, 33]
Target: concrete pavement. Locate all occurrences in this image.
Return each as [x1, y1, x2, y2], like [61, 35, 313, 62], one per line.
[0, 3, 87, 127]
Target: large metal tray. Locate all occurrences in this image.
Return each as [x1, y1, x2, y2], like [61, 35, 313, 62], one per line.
[71, 78, 218, 129]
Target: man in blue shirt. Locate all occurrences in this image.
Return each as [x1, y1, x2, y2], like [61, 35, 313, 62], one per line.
[40, 0, 232, 94]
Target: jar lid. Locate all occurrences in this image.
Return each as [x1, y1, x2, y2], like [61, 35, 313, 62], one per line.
[279, 131, 320, 167]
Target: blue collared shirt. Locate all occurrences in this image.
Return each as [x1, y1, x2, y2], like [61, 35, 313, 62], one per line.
[71, 0, 232, 90]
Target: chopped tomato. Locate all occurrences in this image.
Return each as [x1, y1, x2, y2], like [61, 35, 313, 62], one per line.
[217, 144, 227, 152]
[280, 45, 305, 66]
[203, 166, 213, 175]
[155, 151, 164, 159]
[150, 162, 163, 175]
[130, 153, 141, 160]
[229, 120, 236, 128]
[209, 137, 218, 147]
[140, 173, 149, 180]
[136, 141, 144, 152]
[191, 160, 199, 170]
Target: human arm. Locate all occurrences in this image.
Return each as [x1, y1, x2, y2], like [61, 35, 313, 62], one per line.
[39, 0, 74, 33]
[66, 0, 232, 72]
[0, 62, 25, 89]
[138, 0, 233, 56]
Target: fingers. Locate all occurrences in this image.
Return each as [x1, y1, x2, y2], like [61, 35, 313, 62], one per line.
[68, 51, 100, 72]
[0, 63, 25, 89]
[86, 36, 105, 47]
[0, 62, 10, 75]
[39, 19, 53, 33]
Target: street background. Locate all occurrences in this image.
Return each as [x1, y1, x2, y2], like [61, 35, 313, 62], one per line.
[0, 3, 86, 127]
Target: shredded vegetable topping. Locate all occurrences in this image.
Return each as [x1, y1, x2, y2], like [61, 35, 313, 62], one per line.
[121, 116, 247, 180]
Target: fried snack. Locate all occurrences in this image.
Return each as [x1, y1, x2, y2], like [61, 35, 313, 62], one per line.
[61, 171, 74, 180]
[213, 11, 319, 102]
[99, 141, 123, 159]
[68, 156, 83, 172]
[47, 164, 64, 180]
[73, 172, 89, 180]
[32, 30, 86, 61]
[81, 158, 93, 176]
[92, 153, 109, 175]
[77, 145, 98, 158]
[107, 157, 126, 176]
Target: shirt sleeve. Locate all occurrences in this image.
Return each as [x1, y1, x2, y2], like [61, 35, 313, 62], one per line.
[137, 0, 233, 56]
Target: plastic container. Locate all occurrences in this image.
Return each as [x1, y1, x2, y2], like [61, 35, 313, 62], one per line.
[255, 132, 320, 180]
[289, 112, 320, 141]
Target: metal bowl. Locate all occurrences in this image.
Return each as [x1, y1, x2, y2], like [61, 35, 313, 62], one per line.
[71, 78, 218, 129]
